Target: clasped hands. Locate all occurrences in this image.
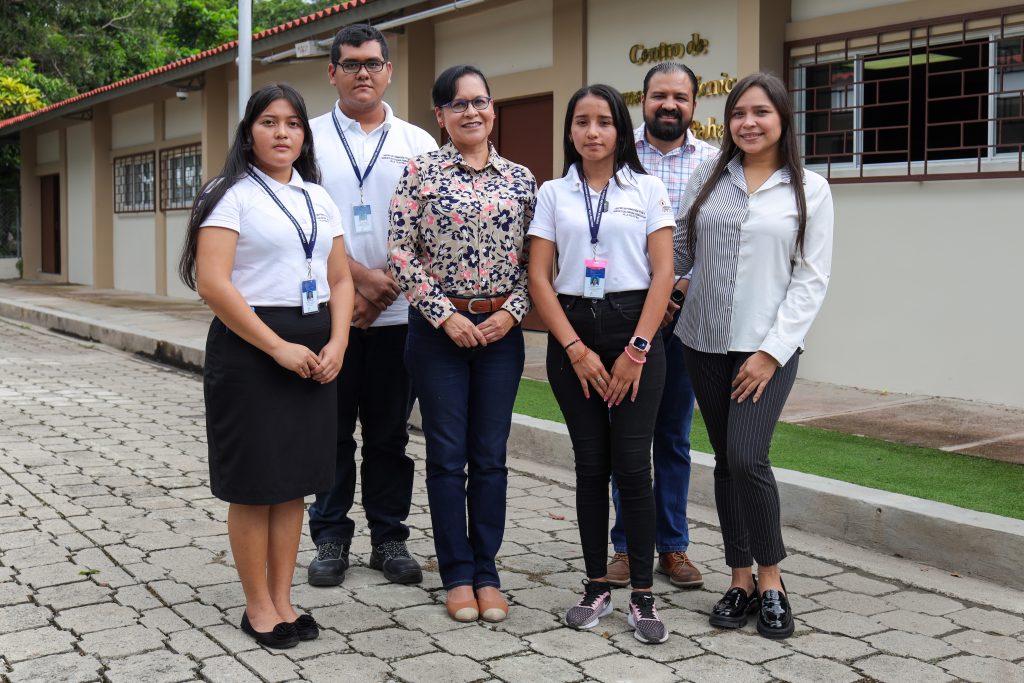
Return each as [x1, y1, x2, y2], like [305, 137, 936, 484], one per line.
[567, 343, 644, 407]
[270, 340, 344, 384]
[441, 310, 515, 347]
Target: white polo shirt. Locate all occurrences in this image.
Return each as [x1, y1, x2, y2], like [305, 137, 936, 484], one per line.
[311, 101, 438, 326]
[201, 166, 345, 307]
[528, 165, 674, 295]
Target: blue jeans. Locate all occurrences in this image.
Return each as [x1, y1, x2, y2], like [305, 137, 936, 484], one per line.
[406, 309, 524, 590]
[611, 310, 695, 553]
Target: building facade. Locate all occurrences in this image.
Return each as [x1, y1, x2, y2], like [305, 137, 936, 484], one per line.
[2, 0, 1022, 407]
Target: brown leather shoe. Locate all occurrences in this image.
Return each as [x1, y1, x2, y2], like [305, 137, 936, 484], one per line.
[606, 552, 630, 586]
[658, 551, 704, 588]
[446, 586, 479, 622]
[475, 586, 509, 623]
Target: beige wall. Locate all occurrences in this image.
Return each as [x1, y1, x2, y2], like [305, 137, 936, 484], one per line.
[164, 96, 203, 141]
[435, 0, 553, 77]
[37, 131, 59, 165]
[586, 0, 738, 135]
[802, 179, 1024, 408]
[111, 105, 155, 149]
[66, 122, 95, 285]
[113, 215, 157, 294]
[165, 212, 195, 299]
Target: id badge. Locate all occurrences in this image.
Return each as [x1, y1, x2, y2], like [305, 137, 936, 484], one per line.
[301, 279, 319, 315]
[352, 204, 373, 234]
[583, 259, 607, 299]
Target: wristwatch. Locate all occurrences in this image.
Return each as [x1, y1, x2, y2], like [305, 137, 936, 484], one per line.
[628, 336, 650, 354]
[670, 287, 686, 305]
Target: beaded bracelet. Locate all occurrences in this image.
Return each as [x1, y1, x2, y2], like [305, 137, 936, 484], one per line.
[570, 348, 590, 366]
[623, 346, 647, 365]
[564, 337, 581, 352]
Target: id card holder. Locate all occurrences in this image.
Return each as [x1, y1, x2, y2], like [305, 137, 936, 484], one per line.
[301, 279, 319, 316]
[583, 259, 607, 299]
[352, 204, 374, 234]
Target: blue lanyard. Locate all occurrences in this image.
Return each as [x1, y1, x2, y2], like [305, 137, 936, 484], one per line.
[331, 110, 389, 199]
[577, 164, 609, 246]
[247, 169, 318, 263]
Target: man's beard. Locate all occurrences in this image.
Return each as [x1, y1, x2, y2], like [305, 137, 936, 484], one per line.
[645, 108, 690, 142]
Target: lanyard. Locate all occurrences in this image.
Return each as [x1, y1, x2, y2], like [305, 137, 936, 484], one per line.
[247, 169, 318, 275]
[577, 164, 610, 250]
[332, 110, 389, 203]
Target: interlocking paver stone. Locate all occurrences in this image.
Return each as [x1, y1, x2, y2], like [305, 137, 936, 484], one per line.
[390, 652, 487, 683]
[5, 320, 1024, 683]
[488, 653, 584, 682]
[938, 654, 1024, 682]
[948, 607, 1024, 636]
[0, 625, 77, 662]
[5, 651, 103, 683]
[854, 653, 955, 683]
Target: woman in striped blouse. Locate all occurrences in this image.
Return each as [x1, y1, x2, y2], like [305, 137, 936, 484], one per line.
[674, 72, 833, 640]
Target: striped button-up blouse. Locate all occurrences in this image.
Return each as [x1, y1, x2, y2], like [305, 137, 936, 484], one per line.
[673, 155, 834, 365]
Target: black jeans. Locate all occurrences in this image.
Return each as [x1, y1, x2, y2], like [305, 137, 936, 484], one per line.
[308, 324, 414, 547]
[547, 291, 665, 589]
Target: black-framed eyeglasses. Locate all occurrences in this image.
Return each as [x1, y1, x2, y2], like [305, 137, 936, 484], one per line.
[441, 96, 493, 113]
[336, 60, 386, 74]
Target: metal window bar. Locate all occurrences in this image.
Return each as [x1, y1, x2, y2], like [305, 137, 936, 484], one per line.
[114, 152, 156, 213]
[160, 144, 203, 211]
[786, 5, 1024, 182]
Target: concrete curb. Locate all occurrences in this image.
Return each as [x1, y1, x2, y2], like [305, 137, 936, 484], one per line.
[411, 406, 1024, 591]
[0, 297, 205, 371]
[3, 296, 1022, 590]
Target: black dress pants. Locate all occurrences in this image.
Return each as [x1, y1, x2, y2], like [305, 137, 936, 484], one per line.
[547, 291, 665, 589]
[308, 324, 414, 546]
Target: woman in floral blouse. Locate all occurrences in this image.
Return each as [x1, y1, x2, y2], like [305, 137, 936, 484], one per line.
[389, 64, 535, 624]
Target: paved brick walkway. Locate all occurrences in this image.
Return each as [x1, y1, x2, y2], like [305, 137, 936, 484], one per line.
[1, 318, 1023, 683]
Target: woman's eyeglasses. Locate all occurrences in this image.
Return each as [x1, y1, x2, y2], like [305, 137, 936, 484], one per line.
[336, 60, 386, 74]
[441, 96, 494, 113]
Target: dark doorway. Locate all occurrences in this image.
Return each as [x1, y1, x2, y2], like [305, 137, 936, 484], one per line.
[490, 94, 554, 185]
[40, 174, 60, 274]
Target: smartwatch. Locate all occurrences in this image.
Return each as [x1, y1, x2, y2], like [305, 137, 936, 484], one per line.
[628, 336, 650, 354]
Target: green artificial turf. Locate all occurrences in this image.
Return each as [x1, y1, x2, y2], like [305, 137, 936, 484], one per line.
[513, 377, 1024, 520]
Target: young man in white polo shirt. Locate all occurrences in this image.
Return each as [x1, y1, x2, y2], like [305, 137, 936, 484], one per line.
[306, 23, 437, 587]
[606, 62, 718, 590]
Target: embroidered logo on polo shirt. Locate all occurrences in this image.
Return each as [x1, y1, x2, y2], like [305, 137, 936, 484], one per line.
[382, 154, 410, 165]
[611, 207, 646, 221]
[315, 212, 331, 223]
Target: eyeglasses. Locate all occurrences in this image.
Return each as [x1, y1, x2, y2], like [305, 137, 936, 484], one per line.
[441, 96, 493, 113]
[336, 60, 386, 74]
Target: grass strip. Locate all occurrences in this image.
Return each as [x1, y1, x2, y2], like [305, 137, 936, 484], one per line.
[513, 377, 1024, 520]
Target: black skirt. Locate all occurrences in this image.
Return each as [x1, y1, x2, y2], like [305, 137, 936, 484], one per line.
[204, 307, 337, 505]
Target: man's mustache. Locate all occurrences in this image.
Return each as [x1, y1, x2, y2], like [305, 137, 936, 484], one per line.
[655, 109, 681, 120]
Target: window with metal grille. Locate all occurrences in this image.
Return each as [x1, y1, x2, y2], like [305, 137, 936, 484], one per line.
[787, 7, 1024, 181]
[113, 152, 156, 212]
[160, 144, 202, 211]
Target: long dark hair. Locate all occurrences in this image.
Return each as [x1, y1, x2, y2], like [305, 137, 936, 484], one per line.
[178, 83, 320, 291]
[685, 72, 808, 259]
[562, 84, 645, 184]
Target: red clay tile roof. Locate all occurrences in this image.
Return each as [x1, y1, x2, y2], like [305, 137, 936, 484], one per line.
[0, 0, 371, 133]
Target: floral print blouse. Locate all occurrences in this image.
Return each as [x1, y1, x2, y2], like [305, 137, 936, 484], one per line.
[388, 142, 536, 328]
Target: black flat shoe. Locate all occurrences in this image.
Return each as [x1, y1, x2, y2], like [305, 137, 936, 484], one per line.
[709, 579, 759, 629]
[756, 583, 794, 640]
[240, 612, 299, 649]
[292, 613, 319, 641]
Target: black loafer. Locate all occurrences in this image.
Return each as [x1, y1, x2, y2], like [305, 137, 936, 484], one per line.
[240, 612, 299, 649]
[756, 585, 794, 639]
[292, 613, 319, 641]
[709, 580, 759, 629]
[370, 541, 423, 585]
[308, 541, 350, 587]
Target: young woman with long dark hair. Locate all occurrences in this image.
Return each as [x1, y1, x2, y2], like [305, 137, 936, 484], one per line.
[179, 83, 354, 648]
[674, 72, 833, 639]
[528, 84, 675, 644]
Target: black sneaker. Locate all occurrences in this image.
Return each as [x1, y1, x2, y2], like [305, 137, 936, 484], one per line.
[307, 541, 349, 586]
[628, 591, 669, 644]
[369, 540, 422, 584]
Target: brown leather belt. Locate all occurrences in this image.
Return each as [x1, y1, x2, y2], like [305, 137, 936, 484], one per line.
[449, 295, 509, 314]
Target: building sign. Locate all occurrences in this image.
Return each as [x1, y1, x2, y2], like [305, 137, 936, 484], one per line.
[628, 33, 710, 64]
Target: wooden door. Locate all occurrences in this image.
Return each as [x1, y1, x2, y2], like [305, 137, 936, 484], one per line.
[40, 175, 61, 274]
[490, 94, 554, 185]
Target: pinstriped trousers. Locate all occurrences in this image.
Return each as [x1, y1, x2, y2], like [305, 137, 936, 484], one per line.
[682, 346, 799, 567]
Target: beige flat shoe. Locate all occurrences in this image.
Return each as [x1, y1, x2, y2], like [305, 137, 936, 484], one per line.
[475, 587, 509, 623]
[446, 587, 479, 622]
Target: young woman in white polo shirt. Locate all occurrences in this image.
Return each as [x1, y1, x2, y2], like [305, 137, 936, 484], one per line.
[178, 83, 354, 649]
[528, 84, 675, 645]
[674, 72, 833, 639]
